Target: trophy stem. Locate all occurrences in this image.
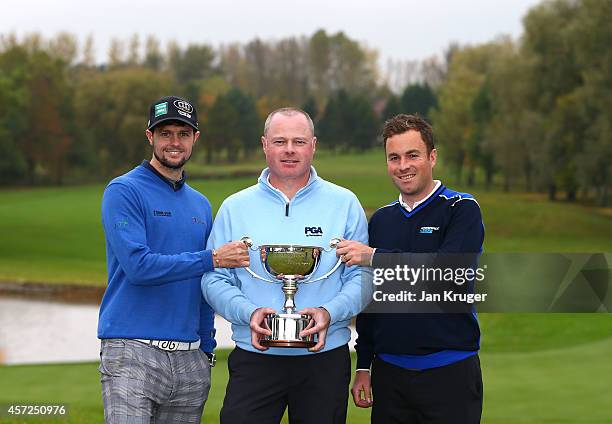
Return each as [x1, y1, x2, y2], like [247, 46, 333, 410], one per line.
[282, 276, 299, 314]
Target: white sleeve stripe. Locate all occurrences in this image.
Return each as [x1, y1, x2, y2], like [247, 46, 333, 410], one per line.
[438, 194, 481, 208]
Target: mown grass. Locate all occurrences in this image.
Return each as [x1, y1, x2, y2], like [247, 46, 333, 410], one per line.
[1, 150, 611, 423]
[2, 150, 611, 284]
[2, 325, 612, 424]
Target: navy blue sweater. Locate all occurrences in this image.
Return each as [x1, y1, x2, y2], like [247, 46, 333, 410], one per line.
[355, 183, 484, 369]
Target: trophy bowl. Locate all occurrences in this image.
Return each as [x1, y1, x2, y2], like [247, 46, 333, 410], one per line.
[262, 245, 322, 278]
[242, 237, 342, 348]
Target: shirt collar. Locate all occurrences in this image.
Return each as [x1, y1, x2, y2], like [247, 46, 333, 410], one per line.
[140, 160, 187, 191]
[398, 180, 441, 212]
[259, 166, 318, 202]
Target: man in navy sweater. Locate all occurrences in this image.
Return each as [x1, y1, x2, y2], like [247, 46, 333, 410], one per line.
[336, 114, 484, 423]
[98, 96, 249, 423]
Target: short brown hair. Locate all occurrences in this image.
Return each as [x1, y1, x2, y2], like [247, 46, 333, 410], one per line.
[382, 114, 434, 153]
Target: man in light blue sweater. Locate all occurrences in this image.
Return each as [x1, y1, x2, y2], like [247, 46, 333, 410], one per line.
[202, 107, 370, 423]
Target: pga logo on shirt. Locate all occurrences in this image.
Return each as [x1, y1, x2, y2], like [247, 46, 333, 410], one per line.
[304, 226, 323, 237]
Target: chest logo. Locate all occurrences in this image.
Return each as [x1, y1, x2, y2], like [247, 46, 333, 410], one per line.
[154, 210, 172, 217]
[192, 216, 206, 225]
[419, 226, 439, 234]
[305, 226, 323, 237]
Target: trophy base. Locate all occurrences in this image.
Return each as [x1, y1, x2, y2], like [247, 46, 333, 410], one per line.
[260, 340, 316, 348]
[261, 313, 316, 348]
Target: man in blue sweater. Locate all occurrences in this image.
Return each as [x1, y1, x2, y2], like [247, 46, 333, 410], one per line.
[337, 114, 484, 423]
[202, 107, 370, 423]
[98, 96, 249, 423]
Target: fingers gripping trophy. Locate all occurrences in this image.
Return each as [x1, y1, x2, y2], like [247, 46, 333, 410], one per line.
[241, 237, 343, 348]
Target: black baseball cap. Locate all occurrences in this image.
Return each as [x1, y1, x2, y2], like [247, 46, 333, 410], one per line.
[147, 96, 199, 131]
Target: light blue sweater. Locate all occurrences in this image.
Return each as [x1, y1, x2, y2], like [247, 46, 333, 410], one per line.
[202, 167, 370, 355]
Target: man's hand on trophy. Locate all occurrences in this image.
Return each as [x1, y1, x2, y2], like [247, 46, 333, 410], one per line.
[250, 307, 275, 351]
[299, 307, 331, 352]
[212, 241, 250, 268]
[335, 240, 374, 267]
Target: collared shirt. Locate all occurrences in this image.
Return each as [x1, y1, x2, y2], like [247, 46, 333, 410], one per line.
[368, 180, 442, 266]
[141, 160, 186, 192]
[398, 180, 441, 212]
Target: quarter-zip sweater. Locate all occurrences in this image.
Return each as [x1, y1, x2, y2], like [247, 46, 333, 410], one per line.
[98, 162, 216, 353]
[202, 167, 370, 355]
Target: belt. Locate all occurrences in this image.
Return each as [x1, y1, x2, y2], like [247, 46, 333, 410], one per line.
[135, 339, 200, 351]
[134, 339, 216, 367]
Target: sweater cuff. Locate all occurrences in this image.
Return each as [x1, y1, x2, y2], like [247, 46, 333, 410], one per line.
[320, 300, 339, 325]
[239, 303, 259, 326]
[371, 248, 393, 268]
[356, 351, 375, 370]
[201, 249, 214, 273]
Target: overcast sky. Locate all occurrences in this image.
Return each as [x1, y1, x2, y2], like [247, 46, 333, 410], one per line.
[1, 0, 542, 64]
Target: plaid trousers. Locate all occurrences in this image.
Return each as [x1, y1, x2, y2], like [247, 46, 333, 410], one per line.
[100, 339, 211, 423]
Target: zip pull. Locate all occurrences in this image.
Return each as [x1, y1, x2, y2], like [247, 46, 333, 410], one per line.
[285, 202, 289, 217]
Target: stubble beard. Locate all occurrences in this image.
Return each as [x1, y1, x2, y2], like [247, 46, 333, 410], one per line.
[153, 150, 191, 170]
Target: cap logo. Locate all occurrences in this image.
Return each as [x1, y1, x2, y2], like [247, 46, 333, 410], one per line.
[174, 100, 193, 114]
[154, 102, 168, 117]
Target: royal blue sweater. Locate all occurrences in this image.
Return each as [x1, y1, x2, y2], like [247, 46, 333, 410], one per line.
[355, 183, 484, 370]
[98, 161, 216, 353]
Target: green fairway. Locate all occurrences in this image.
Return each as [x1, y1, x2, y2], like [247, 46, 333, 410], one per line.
[1, 318, 611, 424]
[1, 150, 611, 423]
[2, 150, 611, 284]
[0, 178, 253, 285]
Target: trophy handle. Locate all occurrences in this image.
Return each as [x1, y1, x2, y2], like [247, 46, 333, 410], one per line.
[323, 237, 341, 252]
[303, 257, 343, 284]
[244, 266, 277, 283]
[302, 237, 343, 284]
[241, 236, 278, 283]
[241, 236, 260, 251]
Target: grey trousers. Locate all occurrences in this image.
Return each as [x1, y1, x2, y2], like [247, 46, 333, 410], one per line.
[100, 339, 211, 424]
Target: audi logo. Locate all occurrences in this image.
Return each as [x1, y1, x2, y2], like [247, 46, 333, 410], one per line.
[174, 100, 193, 113]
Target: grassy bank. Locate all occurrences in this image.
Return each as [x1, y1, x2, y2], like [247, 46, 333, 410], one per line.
[2, 150, 611, 284]
[2, 150, 611, 423]
[2, 315, 612, 424]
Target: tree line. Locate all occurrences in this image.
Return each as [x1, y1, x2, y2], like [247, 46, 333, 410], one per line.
[0, 29, 431, 185]
[433, 0, 611, 204]
[0, 0, 610, 205]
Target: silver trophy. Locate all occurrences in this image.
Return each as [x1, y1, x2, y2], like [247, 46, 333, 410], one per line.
[241, 237, 342, 348]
